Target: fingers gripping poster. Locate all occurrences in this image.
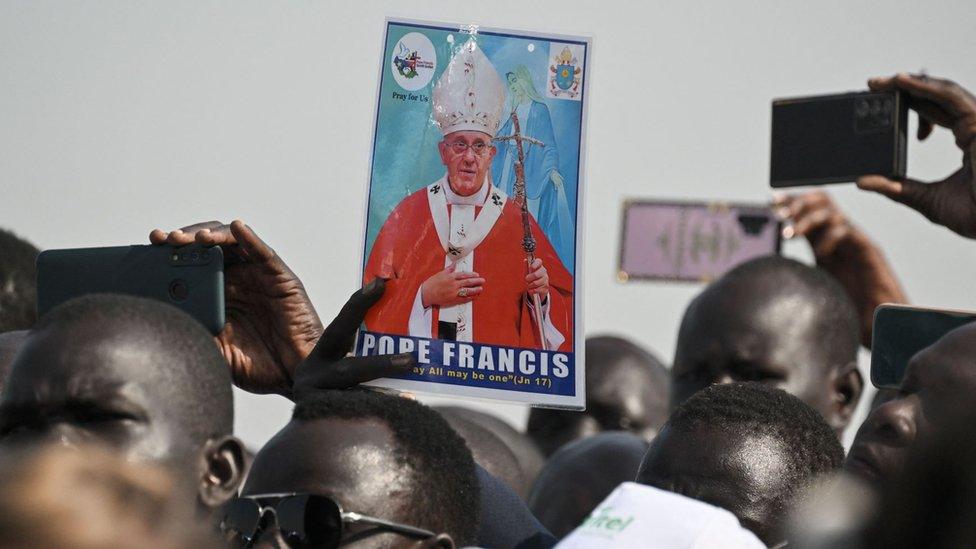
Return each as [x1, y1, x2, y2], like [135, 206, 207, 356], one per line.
[355, 20, 589, 408]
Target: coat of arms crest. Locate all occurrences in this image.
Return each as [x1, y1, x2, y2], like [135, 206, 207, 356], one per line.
[548, 46, 582, 99]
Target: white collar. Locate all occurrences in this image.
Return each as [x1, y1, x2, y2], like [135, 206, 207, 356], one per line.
[425, 177, 508, 263]
[444, 176, 489, 206]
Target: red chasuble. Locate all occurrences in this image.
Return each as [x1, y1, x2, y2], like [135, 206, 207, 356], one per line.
[364, 183, 574, 351]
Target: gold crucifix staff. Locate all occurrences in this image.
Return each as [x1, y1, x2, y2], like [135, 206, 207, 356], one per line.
[494, 111, 549, 351]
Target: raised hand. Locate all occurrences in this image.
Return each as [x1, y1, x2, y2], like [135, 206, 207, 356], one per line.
[150, 221, 413, 396]
[292, 279, 414, 398]
[776, 192, 907, 347]
[150, 220, 322, 394]
[856, 73, 976, 238]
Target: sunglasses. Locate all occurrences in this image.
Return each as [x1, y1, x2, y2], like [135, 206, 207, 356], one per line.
[220, 493, 437, 548]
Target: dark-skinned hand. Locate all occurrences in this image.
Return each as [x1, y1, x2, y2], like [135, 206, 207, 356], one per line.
[776, 192, 908, 348]
[150, 221, 412, 397]
[291, 278, 414, 401]
[856, 73, 976, 238]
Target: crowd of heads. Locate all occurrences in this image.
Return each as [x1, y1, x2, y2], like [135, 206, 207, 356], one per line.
[1, 72, 975, 548]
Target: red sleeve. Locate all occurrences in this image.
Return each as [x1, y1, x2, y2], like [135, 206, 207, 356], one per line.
[520, 213, 575, 351]
[363, 198, 415, 335]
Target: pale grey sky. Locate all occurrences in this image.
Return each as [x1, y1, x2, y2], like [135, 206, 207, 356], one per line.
[2, 0, 974, 449]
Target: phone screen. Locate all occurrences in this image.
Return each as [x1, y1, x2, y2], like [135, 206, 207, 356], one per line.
[618, 200, 781, 282]
[871, 305, 976, 389]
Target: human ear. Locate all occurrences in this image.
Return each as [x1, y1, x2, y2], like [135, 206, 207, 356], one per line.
[438, 140, 450, 164]
[197, 435, 246, 508]
[829, 361, 864, 430]
[419, 533, 455, 549]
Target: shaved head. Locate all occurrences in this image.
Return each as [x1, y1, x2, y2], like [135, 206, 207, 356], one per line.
[6, 294, 233, 445]
[672, 257, 862, 436]
[0, 294, 241, 511]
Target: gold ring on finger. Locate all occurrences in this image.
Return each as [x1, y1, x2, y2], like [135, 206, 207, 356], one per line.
[458, 288, 468, 298]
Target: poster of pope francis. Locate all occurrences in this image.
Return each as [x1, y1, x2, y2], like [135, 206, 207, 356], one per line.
[355, 20, 589, 408]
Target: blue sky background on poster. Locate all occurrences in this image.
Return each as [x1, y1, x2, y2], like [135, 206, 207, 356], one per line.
[366, 22, 584, 273]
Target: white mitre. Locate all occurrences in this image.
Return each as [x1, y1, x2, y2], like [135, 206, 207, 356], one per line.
[432, 39, 506, 136]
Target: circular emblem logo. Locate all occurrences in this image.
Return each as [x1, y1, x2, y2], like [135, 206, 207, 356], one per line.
[391, 32, 436, 91]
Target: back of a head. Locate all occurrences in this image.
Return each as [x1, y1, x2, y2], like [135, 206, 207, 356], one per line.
[438, 405, 546, 487]
[23, 293, 234, 443]
[0, 229, 39, 332]
[646, 381, 844, 494]
[528, 335, 670, 456]
[437, 407, 527, 498]
[264, 390, 480, 546]
[638, 382, 844, 544]
[585, 335, 669, 400]
[529, 431, 648, 539]
[0, 444, 217, 549]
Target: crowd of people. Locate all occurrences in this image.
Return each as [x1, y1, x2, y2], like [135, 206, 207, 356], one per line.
[0, 71, 974, 548]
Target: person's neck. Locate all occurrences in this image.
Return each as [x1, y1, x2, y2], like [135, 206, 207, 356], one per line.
[445, 177, 488, 205]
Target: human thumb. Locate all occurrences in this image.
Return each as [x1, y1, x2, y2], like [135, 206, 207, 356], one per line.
[857, 175, 929, 205]
[858, 175, 945, 226]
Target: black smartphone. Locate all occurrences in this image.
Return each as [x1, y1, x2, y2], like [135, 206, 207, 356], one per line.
[618, 200, 781, 283]
[36, 245, 225, 334]
[871, 304, 976, 389]
[770, 90, 908, 188]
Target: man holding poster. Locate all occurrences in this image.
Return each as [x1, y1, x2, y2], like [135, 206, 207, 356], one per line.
[363, 39, 573, 351]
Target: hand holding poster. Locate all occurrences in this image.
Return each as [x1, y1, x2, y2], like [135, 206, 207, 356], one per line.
[355, 20, 589, 408]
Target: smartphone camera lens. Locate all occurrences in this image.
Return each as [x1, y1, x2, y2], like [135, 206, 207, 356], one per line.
[191, 251, 200, 262]
[168, 279, 189, 302]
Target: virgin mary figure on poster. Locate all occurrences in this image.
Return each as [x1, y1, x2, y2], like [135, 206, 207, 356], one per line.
[491, 65, 575, 272]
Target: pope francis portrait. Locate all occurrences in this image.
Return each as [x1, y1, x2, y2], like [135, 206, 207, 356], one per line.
[364, 39, 573, 351]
